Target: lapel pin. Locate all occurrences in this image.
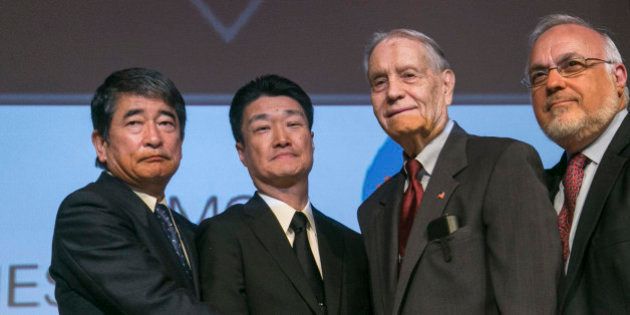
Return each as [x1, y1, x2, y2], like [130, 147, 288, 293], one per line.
[437, 192, 446, 199]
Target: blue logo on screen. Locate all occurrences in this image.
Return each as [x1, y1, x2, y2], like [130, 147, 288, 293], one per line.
[361, 137, 403, 200]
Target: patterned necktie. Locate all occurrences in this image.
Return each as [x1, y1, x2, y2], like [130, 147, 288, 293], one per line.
[558, 153, 589, 263]
[154, 204, 193, 282]
[290, 211, 325, 307]
[399, 159, 424, 259]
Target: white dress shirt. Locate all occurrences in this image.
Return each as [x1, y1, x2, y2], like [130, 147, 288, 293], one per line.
[405, 120, 454, 191]
[554, 108, 628, 270]
[259, 193, 323, 277]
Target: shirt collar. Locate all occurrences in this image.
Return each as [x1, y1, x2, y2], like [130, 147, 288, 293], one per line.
[406, 120, 454, 176]
[579, 108, 627, 165]
[258, 192, 315, 233]
[106, 171, 166, 212]
[132, 189, 167, 212]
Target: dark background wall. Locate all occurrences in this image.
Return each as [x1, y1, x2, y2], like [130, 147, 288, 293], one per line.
[2, 1, 629, 105]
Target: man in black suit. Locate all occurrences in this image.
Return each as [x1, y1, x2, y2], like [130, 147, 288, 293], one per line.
[358, 29, 561, 314]
[197, 74, 371, 315]
[524, 14, 630, 314]
[50, 68, 213, 314]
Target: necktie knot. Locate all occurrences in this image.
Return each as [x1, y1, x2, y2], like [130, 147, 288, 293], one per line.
[563, 153, 588, 183]
[405, 158, 422, 180]
[290, 211, 309, 233]
[154, 204, 171, 221]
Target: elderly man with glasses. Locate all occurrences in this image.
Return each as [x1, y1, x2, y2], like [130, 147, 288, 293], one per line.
[524, 14, 630, 314]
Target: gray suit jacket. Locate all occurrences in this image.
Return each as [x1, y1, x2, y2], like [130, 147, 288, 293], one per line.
[547, 113, 630, 314]
[358, 124, 561, 314]
[197, 193, 371, 315]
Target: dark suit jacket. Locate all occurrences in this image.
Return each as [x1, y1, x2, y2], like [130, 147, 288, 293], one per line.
[547, 113, 630, 314]
[358, 123, 561, 315]
[197, 193, 371, 315]
[49, 172, 211, 315]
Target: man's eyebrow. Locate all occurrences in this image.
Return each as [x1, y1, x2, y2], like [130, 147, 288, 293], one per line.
[159, 110, 176, 120]
[123, 109, 144, 119]
[246, 109, 305, 125]
[530, 52, 581, 71]
[283, 109, 305, 118]
[368, 70, 384, 80]
[246, 113, 270, 125]
[555, 53, 583, 64]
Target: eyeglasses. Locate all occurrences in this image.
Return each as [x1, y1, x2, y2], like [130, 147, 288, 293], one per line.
[522, 57, 613, 89]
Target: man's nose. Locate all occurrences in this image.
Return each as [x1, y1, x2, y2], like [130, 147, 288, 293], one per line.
[144, 122, 163, 147]
[272, 124, 290, 147]
[386, 77, 404, 102]
[545, 68, 567, 93]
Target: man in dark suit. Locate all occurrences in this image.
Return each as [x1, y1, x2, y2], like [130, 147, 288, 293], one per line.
[197, 74, 371, 315]
[358, 29, 561, 314]
[524, 14, 630, 314]
[49, 68, 213, 314]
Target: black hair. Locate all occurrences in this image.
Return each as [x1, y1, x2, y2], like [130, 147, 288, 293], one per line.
[229, 74, 313, 143]
[91, 67, 186, 168]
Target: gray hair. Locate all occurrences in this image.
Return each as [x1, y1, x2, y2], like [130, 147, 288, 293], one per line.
[363, 29, 451, 74]
[527, 14, 628, 102]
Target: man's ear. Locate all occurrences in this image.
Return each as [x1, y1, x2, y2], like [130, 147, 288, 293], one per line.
[442, 69, 456, 106]
[236, 142, 247, 167]
[613, 63, 628, 96]
[92, 130, 108, 165]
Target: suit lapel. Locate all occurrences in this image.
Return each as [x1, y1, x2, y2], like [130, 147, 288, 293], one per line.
[561, 114, 630, 311]
[392, 124, 468, 314]
[244, 193, 322, 314]
[176, 216, 202, 297]
[146, 211, 197, 290]
[545, 154, 566, 200]
[97, 172, 151, 228]
[370, 172, 405, 313]
[313, 208, 344, 315]
[96, 172, 196, 291]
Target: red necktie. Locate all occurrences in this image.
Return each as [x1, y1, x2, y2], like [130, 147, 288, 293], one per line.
[558, 153, 588, 263]
[399, 159, 424, 259]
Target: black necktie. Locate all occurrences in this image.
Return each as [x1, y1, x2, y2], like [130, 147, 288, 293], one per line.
[154, 204, 193, 283]
[290, 211, 325, 307]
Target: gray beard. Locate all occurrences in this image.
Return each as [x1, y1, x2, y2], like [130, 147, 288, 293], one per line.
[542, 95, 620, 148]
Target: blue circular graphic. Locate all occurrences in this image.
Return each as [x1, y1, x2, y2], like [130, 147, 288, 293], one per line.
[362, 137, 403, 200]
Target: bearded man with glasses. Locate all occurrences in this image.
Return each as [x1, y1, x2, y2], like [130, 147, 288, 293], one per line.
[525, 14, 630, 314]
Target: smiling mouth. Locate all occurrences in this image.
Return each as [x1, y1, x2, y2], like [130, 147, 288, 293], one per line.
[546, 99, 575, 112]
[385, 106, 415, 118]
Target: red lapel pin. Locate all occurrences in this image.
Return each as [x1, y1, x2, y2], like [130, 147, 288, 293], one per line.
[437, 192, 446, 199]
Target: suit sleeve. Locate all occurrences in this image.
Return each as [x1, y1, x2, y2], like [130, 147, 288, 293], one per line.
[482, 142, 561, 314]
[197, 216, 249, 315]
[51, 190, 212, 315]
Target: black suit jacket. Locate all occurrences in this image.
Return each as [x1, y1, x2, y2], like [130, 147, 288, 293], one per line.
[50, 172, 211, 315]
[197, 193, 371, 315]
[547, 113, 630, 314]
[358, 124, 561, 314]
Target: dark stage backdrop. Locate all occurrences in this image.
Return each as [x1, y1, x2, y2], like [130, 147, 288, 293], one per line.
[2, 0, 629, 105]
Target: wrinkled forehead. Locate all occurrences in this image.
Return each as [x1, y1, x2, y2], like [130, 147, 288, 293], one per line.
[529, 24, 607, 66]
